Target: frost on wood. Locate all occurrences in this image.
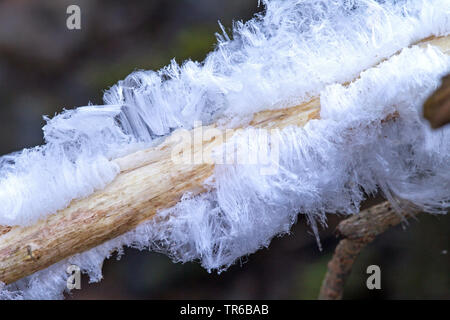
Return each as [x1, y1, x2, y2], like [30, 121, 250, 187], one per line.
[1, 0, 450, 299]
[1, 0, 449, 226]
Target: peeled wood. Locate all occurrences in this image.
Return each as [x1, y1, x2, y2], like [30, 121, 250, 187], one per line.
[0, 98, 320, 285]
[0, 36, 449, 285]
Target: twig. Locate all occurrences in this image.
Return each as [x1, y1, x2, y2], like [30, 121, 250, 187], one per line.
[318, 201, 419, 300]
[0, 36, 448, 285]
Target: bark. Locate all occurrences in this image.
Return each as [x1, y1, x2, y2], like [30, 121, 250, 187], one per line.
[424, 73, 450, 129]
[318, 201, 419, 300]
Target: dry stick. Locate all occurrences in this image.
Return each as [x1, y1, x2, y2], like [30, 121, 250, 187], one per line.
[0, 95, 320, 285]
[318, 201, 419, 300]
[0, 36, 449, 285]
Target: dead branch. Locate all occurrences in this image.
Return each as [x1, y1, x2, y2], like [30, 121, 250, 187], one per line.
[0, 36, 448, 286]
[318, 201, 420, 300]
[0, 98, 320, 285]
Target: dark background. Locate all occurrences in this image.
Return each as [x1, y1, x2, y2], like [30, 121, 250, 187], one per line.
[0, 0, 448, 299]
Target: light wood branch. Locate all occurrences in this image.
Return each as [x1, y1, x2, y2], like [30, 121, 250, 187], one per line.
[0, 36, 449, 285]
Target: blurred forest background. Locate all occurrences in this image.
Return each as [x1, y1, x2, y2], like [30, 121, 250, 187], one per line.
[0, 0, 448, 299]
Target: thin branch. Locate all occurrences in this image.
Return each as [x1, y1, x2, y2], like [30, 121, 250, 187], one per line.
[318, 201, 419, 300]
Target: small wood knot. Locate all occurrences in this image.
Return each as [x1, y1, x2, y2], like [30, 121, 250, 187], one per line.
[25, 244, 40, 262]
[0, 225, 12, 236]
